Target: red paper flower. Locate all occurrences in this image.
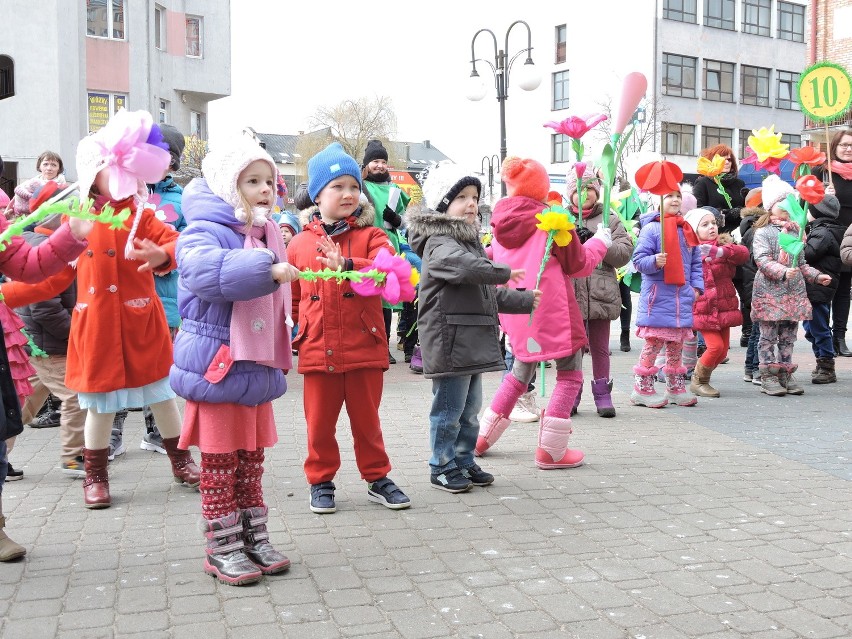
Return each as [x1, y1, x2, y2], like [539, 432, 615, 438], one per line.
[789, 146, 826, 178]
[543, 113, 607, 139]
[633, 161, 683, 196]
[795, 175, 826, 205]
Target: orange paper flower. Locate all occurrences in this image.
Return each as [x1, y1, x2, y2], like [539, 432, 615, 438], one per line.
[789, 146, 827, 178]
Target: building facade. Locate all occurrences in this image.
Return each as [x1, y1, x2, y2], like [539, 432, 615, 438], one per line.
[0, 0, 230, 196]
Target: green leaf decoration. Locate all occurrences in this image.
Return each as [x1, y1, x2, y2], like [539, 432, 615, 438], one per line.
[598, 142, 616, 226]
[778, 193, 807, 229]
[778, 233, 804, 264]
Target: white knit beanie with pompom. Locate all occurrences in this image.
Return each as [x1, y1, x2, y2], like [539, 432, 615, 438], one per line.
[202, 136, 278, 224]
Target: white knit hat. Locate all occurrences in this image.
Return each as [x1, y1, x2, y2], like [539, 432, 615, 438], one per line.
[202, 136, 278, 220]
[421, 162, 481, 212]
[683, 208, 714, 234]
[761, 174, 795, 211]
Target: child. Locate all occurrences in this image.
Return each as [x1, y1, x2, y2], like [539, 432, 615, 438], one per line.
[288, 142, 410, 514]
[275, 210, 301, 246]
[10, 151, 66, 219]
[802, 194, 843, 384]
[751, 175, 832, 396]
[66, 109, 200, 509]
[631, 188, 703, 408]
[406, 162, 537, 492]
[739, 188, 764, 384]
[476, 157, 611, 469]
[0, 184, 91, 561]
[567, 164, 633, 417]
[172, 136, 299, 586]
[683, 208, 749, 397]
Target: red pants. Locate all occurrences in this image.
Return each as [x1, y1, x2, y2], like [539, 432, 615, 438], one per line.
[303, 368, 391, 484]
[698, 327, 730, 369]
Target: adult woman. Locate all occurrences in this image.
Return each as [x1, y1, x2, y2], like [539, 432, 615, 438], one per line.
[814, 129, 852, 357]
[693, 145, 748, 344]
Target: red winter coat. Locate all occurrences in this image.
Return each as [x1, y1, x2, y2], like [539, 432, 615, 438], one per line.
[692, 240, 749, 331]
[288, 204, 394, 374]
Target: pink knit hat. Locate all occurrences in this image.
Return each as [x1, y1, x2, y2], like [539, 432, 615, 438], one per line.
[501, 157, 550, 201]
[565, 163, 601, 199]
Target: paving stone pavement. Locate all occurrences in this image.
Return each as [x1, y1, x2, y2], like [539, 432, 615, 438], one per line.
[2, 324, 851, 638]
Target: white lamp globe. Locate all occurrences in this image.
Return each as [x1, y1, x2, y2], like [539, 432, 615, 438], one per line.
[515, 61, 541, 91]
[466, 73, 488, 101]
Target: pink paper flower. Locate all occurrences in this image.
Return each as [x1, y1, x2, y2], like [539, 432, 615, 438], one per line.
[350, 248, 416, 305]
[543, 113, 608, 139]
[574, 162, 588, 182]
[740, 150, 784, 176]
[92, 109, 172, 200]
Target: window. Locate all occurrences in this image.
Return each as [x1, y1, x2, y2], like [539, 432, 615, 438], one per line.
[552, 134, 570, 163]
[739, 129, 752, 160]
[704, 59, 735, 102]
[742, 0, 771, 36]
[190, 111, 206, 139]
[780, 133, 801, 149]
[87, 92, 127, 133]
[186, 15, 203, 57]
[154, 5, 165, 50]
[552, 71, 569, 110]
[741, 65, 770, 106]
[704, 0, 735, 29]
[159, 99, 169, 124]
[555, 24, 566, 64]
[702, 126, 733, 150]
[778, 1, 805, 42]
[663, 0, 697, 23]
[0, 55, 14, 100]
[662, 53, 696, 97]
[776, 70, 800, 110]
[87, 0, 125, 40]
[661, 122, 695, 155]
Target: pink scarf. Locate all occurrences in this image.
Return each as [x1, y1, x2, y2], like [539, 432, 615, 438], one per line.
[830, 160, 852, 181]
[229, 218, 293, 370]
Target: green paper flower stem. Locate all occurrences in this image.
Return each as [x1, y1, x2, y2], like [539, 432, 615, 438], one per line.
[528, 231, 556, 326]
[539, 360, 546, 398]
[298, 268, 387, 286]
[713, 177, 733, 209]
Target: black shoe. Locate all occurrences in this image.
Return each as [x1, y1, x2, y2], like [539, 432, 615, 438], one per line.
[388, 351, 397, 365]
[461, 463, 494, 486]
[30, 410, 61, 428]
[834, 336, 852, 357]
[430, 468, 472, 493]
[5, 463, 23, 481]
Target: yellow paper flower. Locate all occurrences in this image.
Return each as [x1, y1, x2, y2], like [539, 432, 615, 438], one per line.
[696, 154, 726, 177]
[409, 268, 420, 288]
[747, 125, 790, 162]
[535, 210, 575, 247]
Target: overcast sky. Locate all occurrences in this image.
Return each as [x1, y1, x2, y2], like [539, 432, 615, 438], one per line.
[209, 1, 656, 173]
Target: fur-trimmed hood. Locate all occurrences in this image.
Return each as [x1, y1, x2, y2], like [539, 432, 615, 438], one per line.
[406, 207, 480, 257]
[298, 200, 376, 229]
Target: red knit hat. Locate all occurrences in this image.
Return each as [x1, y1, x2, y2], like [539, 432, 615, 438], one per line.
[501, 156, 550, 201]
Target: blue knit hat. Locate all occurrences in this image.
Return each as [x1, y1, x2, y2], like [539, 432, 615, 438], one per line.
[307, 142, 362, 201]
[277, 210, 302, 234]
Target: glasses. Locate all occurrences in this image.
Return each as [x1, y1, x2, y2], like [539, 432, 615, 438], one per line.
[837, 143, 852, 150]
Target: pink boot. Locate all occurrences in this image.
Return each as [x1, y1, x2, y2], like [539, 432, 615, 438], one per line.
[474, 408, 511, 457]
[534, 413, 585, 469]
[630, 365, 667, 408]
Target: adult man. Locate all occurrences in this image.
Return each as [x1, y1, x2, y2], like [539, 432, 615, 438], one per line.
[361, 140, 411, 364]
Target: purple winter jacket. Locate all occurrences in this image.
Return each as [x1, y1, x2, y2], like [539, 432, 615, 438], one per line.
[169, 178, 286, 405]
[632, 211, 704, 329]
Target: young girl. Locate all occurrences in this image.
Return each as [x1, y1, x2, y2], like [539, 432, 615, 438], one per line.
[0, 184, 91, 561]
[683, 208, 749, 397]
[288, 142, 410, 514]
[566, 164, 633, 417]
[66, 109, 200, 509]
[631, 188, 703, 408]
[172, 136, 299, 586]
[475, 157, 610, 469]
[407, 163, 537, 492]
[751, 175, 832, 396]
[9, 151, 66, 219]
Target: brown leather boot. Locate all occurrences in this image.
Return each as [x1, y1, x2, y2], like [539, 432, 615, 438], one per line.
[0, 496, 26, 562]
[162, 437, 201, 487]
[83, 447, 111, 509]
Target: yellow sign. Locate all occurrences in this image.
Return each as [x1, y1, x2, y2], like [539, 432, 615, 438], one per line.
[87, 92, 110, 132]
[797, 62, 852, 122]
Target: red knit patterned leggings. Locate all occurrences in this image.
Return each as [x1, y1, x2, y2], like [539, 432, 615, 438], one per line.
[200, 448, 265, 520]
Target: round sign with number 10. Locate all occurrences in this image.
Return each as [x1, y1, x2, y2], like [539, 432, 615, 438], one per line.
[797, 61, 852, 123]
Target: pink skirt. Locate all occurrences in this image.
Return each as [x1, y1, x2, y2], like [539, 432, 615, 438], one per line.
[0, 304, 35, 406]
[179, 400, 278, 454]
[636, 326, 695, 342]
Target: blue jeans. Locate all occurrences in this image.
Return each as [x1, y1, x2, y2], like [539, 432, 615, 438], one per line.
[804, 301, 834, 358]
[429, 375, 482, 474]
[745, 322, 761, 371]
[0, 439, 7, 494]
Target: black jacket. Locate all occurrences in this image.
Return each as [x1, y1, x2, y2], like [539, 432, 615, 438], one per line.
[693, 174, 746, 234]
[804, 218, 844, 304]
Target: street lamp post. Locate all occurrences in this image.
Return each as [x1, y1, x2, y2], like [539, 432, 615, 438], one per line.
[467, 20, 541, 196]
[480, 154, 500, 200]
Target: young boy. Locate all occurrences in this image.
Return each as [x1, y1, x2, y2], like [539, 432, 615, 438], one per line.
[287, 142, 409, 513]
[407, 162, 539, 492]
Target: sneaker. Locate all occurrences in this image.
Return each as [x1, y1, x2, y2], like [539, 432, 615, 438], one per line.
[752, 371, 762, 385]
[309, 481, 336, 514]
[61, 456, 85, 478]
[30, 409, 61, 428]
[430, 468, 472, 493]
[461, 463, 494, 486]
[743, 368, 753, 382]
[367, 476, 411, 510]
[509, 391, 540, 423]
[108, 411, 127, 462]
[5, 463, 23, 481]
[139, 423, 166, 455]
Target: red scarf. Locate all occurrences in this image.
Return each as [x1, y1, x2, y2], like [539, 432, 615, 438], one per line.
[661, 213, 699, 286]
[830, 160, 852, 181]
